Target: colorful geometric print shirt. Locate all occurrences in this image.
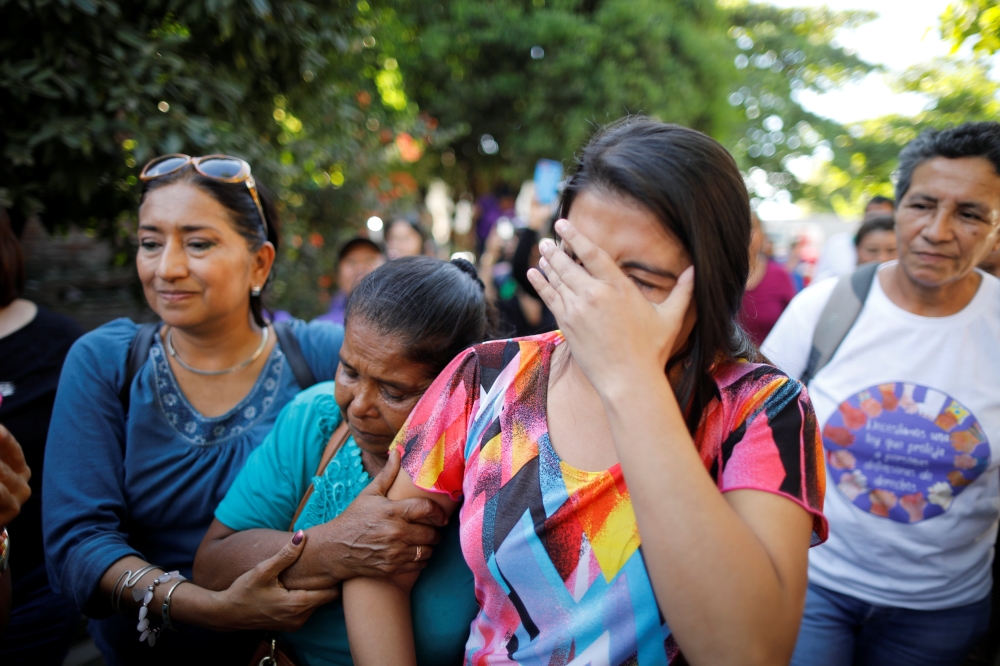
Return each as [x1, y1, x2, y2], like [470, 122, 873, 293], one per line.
[396, 332, 827, 666]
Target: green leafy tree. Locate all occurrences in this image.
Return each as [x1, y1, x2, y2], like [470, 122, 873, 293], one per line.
[722, 2, 875, 211]
[390, 0, 739, 192]
[801, 57, 1000, 218]
[941, 0, 1000, 55]
[0, 0, 425, 317]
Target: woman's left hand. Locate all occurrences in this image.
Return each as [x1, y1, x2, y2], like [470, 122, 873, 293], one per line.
[526, 218, 694, 392]
[207, 531, 341, 632]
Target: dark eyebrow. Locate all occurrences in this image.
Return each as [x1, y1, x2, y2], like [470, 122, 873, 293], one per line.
[620, 260, 678, 280]
[137, 224, 217, 232]
[908, 193, 938, 204]
[339, 355, 422, 392]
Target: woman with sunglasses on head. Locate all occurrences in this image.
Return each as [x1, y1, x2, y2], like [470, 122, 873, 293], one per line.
[343, 118, 828, 666]
[42, 155, 343, 664]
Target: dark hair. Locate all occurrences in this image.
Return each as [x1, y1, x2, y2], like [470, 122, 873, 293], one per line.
[559, 116, 757, 434]
[139, 165, 281, 327]
[896, 122, 1000, 202]
[389, 216, 427, 243]
[866, 195, 895, 209]
[345, 255, 496, 375]
[0, 208, 25, 308]
[855, 215, 895, 246]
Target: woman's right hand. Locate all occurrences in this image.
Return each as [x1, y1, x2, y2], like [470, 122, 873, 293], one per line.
[0, 424, 30, 528]
[209, 532, 340, 632]
[312, 449, 446, 581]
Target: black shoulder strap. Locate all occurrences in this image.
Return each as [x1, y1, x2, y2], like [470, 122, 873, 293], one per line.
[119, 322, 160, 415]
[800, 262, 880, 386]
[273, 321, 317, 390]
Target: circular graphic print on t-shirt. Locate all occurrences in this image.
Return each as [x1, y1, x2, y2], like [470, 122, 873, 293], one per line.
[822, 382, 989, 523]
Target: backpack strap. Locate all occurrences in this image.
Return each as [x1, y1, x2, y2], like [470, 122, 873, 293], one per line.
[273, 321, 317, 390]
[119, 322, 160, 416]
[800, 262, 880, 386]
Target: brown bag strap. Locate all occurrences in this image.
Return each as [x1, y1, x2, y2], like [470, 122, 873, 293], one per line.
[288, 421, 351, 531]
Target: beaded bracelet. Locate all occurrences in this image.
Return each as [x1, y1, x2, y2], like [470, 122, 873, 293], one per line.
[0, 528, 9, 574]
[136, 571, 185, 646]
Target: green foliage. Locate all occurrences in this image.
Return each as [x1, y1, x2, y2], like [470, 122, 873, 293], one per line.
[723, 3, 875, 207]
[391, 0, 739, 190]
[941, 0, 1000, 55]
[0, 0, 427, 317]
[805, 56, 1000, 218]
[387, 0, 873, 216]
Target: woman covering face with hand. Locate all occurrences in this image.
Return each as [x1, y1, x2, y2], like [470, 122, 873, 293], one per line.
[343, 118, 828, 666]
[42, 155, 344, 664]
[195, 256, 490, 665]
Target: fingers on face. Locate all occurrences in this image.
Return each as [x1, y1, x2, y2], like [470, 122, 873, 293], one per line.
[527, 268, 564, 317]
[553, 219, 618, 281]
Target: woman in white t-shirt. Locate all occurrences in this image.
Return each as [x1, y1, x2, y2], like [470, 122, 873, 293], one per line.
[765, 121, 1000, 666]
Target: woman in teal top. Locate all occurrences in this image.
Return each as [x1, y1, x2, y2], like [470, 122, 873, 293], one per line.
[194, 256, 492, 665]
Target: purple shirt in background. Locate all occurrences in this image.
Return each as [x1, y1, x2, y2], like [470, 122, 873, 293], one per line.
[271, 290, 348, 326]
[313, 290, 348, 326]
[738, 260, 796, 346]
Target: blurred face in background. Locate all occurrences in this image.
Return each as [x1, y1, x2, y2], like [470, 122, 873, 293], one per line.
[386, 220, 424, 259]
[864, 200, 895, 219]
[338, 245, 385, 296]
[856, 230, 898, 265]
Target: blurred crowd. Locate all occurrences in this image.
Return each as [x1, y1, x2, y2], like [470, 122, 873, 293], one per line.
[2, 118, 1000, 666]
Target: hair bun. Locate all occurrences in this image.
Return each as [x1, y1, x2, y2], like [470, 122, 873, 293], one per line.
[450, 257, 486, 292]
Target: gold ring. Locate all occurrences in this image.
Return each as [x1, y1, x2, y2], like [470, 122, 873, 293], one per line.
[414, 546, 422, 562]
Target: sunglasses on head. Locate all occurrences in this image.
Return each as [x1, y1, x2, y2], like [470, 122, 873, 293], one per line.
[139, 154, 268, 237]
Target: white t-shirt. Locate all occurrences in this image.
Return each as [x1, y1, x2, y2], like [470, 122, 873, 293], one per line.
[763, 263, 1000, 610]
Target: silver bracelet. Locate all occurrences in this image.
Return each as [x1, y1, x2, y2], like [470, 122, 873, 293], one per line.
[137, 571, 185, 646]
[113, 565, 159, 615]
[161, 578, 187, 633]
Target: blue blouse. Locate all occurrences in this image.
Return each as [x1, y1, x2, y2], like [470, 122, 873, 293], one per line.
[42, 318, 342, 664]
[216, 383, 478, 666]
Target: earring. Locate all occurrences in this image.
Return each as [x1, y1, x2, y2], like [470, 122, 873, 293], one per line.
[251, 285, 262, 297]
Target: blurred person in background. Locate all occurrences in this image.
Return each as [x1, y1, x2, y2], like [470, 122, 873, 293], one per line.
[864, 195, 896, 219]
[385, 215, 430, 260]
[195, 256, 493, 666]
[0, 209, 82, 663]
[765, 123, 1000, 666]
[315, 237, 385, 326]
[814, 196, 897, 282]
[855, 215, 898, 265]
[738, 213, 796, 346]
[497, 199, 558, 337]
[474, 184, 516, 256]
[43, 155, 344, 665]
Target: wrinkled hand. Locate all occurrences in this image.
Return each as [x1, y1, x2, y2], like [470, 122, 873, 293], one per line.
[316, 449, 446, 580]
[0, 424, 30, 528]
[526, 218, 695, 393]
[217, 532, 340, 632]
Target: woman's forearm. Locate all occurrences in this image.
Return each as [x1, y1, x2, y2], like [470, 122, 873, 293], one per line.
[194, 525, 340, 591]
[343, 575, 417, 666]
[599, 371, 810, 666]
[99, 555, 230, 631]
